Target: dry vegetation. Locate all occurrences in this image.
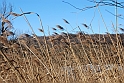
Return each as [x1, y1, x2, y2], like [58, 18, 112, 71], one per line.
[0, 2, 124, 82]
[0, 32, 124, 83]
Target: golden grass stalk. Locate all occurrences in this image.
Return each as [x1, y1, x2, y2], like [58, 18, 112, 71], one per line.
[93, 4, 124, 82]
[22, 43, 52, 75]
[77, 26, 95, 64]
[34, 12, 52, 65]
[64, 29, 87, 82]
[19, 8, 55, 81]
[47, 26, 58, 83]
[39, 26, 54, 81]
[19, 8, 46, 55]
[111, 22, 123, 64]
[0, 50, 27, 83]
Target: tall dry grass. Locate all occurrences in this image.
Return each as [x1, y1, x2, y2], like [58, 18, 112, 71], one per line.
[0, 8, 124, 83]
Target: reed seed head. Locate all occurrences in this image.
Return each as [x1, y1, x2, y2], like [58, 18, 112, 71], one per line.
[82, 23, 89, 29]
[52, 28, 57, 30]
[3, 31, 14, 36]
[10, 12, 22, 16]
[38, 28, 44, 32]
[24, 34, 30, 37]
[54, 32, 59, 35]
[63, 19, 70, 24]
[23, 12, 34, 15]
[120, 28, 124, 32]
[19, 34, 30, 38]
[56, 25, 64, 30]
[61, 32, 67, 36]
[77, 31, 84, 35]
[105, 32, 110, 34]
[2, 17, 11, 23]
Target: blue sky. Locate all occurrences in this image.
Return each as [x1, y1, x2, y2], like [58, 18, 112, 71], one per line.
[1, 0, 124, 36]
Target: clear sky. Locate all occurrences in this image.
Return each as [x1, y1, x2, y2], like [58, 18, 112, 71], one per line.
[0, 0, 124, 36]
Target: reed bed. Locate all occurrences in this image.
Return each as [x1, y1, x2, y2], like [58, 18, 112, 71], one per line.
[0, 32, 124, 83]
[0, 10, 124, 83]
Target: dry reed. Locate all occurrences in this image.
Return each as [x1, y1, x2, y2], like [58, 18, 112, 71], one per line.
[120, 28, 124, 32]
[0, 7, 124, 83]
[63, 19, 70, 24]
[56, 25, 64, 30]
[38, 28, 44, 32]
[82, 23, 89, 29]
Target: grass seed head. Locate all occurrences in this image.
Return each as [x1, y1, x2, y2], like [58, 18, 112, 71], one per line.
[10, 12, 22, 16]
[52, 28, 57, 30]
[24, 12, 34, 14]
[82, 23, 89, 29]
[54, 32, 59, 35]
[120, 28, 124, 32]
[3, 31, 14, 36]
[19, 34, 30, 38]
[56, 25, 64, 30]
[105, 32, 110, 34]
[61, 32, 67, 36]
[63, 19, 70, 24]
[77, 31, 84, 35]
[24, 34, 30, 37]
[38, 28, 44, 32]
[1, 16, 12, 28]
[2, 17, 11, 23]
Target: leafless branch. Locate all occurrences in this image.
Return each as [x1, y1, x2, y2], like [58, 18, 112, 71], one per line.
[62, 0, 124, 12]
[105, 9, 124, 19]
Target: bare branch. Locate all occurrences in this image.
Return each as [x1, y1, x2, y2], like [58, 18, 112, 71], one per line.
[105, 9, 124, 19]
[62, 0, 124, 12]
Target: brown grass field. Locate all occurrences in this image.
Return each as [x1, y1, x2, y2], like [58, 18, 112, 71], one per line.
[0, 33, 124, 83]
